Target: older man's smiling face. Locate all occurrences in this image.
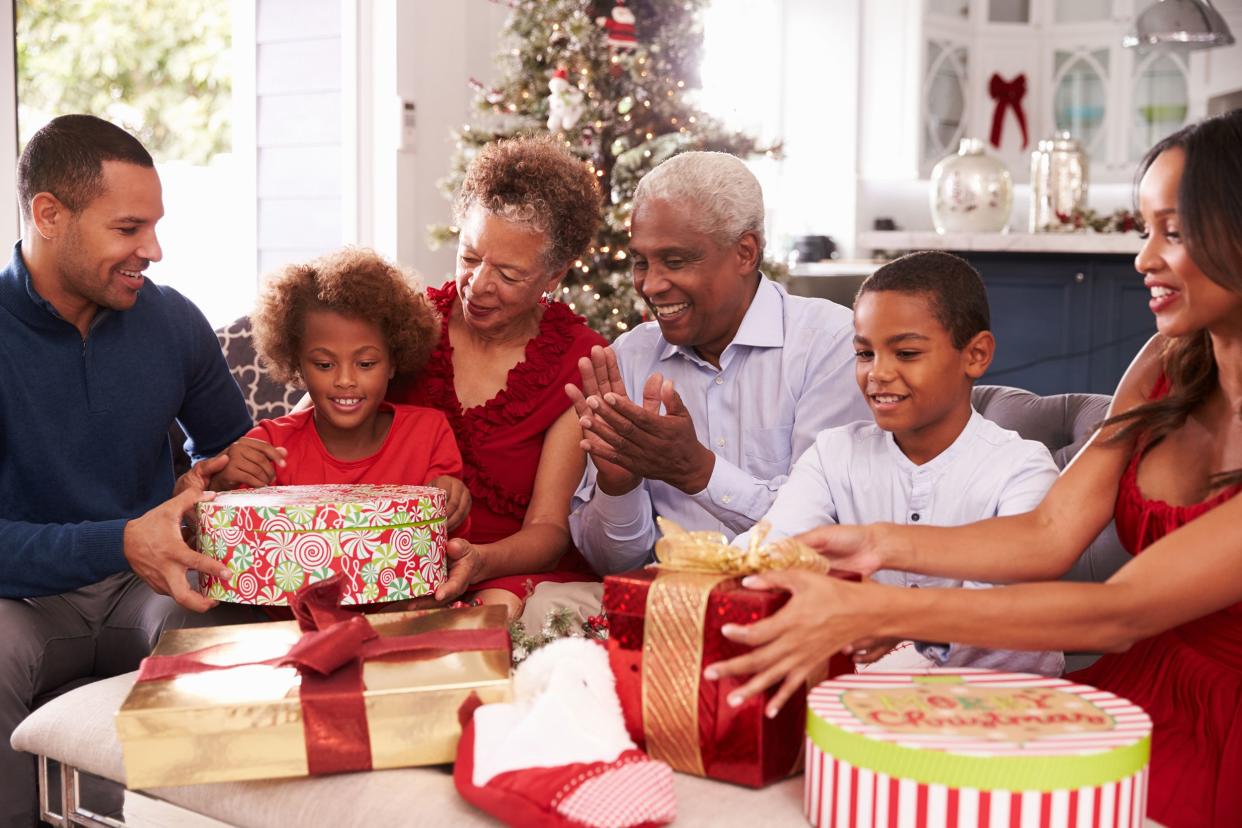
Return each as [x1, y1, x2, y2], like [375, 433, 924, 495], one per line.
[628, 197, 759, 367]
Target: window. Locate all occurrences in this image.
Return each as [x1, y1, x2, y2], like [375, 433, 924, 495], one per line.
[12, 0, 256, 328]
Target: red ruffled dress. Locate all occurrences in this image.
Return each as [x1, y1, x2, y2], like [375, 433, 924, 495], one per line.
[1069, 377, 1242, 828]
[392, 282, 607, 598]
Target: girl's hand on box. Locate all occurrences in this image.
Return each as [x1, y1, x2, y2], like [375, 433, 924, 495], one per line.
[210, 438, 286, 490]
[428, 474, 472, 531]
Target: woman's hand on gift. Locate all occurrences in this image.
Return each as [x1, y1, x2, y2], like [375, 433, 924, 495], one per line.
[427, 474, 471, 531]
[793, 523, 894, 578]
[703, 569, 877, 718]
[124, 481, 233, 612]
[849, 636, 902, 664]
[209, 438, 286, 491]
[434, 537, 484, 603]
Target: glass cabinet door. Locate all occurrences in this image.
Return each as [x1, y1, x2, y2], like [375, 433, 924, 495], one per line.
[987, 0, 1031, 24]
[923, 39, 969, 167]
[1052, 48, 1110, 155]
[927, 0, 970, 20]
[1052, 0, 1114, 24]
[1131, 51, 1189, 160]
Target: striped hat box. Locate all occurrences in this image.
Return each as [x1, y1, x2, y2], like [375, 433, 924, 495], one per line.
[805, 670, 1151, 828]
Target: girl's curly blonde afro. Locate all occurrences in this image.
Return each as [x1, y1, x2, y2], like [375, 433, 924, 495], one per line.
[454, 134, 601, 272]
[252, 247, 439, 386]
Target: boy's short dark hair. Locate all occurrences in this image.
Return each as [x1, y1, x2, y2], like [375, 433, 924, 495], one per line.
[253, 247, 439, 386]
[855, 251, 990, 348]
[17, 114, 154, 221]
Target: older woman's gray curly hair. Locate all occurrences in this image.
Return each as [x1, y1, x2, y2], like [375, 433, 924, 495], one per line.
[454, 135, 602, 274]
[633, 151, 766, 257]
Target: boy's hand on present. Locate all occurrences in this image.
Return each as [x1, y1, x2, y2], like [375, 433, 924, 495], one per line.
[703, 569, 873, 718]
[210, 438, 286, 491]
[124, 486, 233, 612]
[794, 523, 890, 578]
[428, 475, 471, 531]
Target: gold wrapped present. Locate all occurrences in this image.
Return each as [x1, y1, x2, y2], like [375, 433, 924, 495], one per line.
[116, 601, 511, 789]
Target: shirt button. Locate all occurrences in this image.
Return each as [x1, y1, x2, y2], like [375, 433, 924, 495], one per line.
[716, 438, 726, 447]
[722, 495, 732, 504]
[714, 376, 724, 385]
[911, 513, 920, 522]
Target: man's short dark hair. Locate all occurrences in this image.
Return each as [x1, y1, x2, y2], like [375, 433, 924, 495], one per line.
[855, 251, 990, 349]
[17, 114, 154, 221]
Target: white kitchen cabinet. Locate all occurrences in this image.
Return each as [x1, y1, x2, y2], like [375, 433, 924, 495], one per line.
[860, 0, 1205, 183]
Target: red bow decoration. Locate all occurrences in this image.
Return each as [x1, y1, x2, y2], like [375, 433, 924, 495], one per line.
[988, 73, 1029, 150]
[137, 575, 509, 775]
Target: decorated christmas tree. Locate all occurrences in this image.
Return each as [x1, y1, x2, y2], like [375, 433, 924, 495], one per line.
[429, 0, 780, 338]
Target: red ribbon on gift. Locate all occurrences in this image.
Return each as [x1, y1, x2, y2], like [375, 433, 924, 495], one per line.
[136, 576, 509, 775]
[988, 73, 1029, 150]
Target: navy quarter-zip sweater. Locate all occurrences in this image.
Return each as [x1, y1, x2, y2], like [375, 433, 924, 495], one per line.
[0, 242, 251, 597]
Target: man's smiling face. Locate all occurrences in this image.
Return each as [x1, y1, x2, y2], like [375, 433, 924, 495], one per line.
[628, 197, 757, 364]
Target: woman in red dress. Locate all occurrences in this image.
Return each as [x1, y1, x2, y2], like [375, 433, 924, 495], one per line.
[708, 110, 1242, 827]
[390, 135, 607, 619]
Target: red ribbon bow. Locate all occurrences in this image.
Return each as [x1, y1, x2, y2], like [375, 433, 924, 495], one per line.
[988, 72, 1029, 150]
[137, 575, 509, 775]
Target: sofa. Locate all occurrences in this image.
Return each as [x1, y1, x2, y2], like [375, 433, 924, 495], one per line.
[14, 318, 1130, 826]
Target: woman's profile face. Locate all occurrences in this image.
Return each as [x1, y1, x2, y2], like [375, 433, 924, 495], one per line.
[1135, 147, 1242, 339]
[454, 203, 562, 337]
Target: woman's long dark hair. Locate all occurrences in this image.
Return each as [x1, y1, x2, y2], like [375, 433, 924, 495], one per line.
[1101, 108, 1242, 490]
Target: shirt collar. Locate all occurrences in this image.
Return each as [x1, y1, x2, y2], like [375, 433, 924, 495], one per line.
[0, 240, 109, 333]
[656, 275, 786, 365]
[885, 407, 986, 474]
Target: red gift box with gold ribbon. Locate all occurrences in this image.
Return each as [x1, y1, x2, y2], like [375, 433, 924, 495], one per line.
[603, 521, 852, 789]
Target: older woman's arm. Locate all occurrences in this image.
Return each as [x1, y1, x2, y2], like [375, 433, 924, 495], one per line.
[467, 407, 586, 581]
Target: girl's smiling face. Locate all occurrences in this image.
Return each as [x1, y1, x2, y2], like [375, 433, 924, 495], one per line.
[299, 309, 394, 450]
[1136, 147, 1242, 339]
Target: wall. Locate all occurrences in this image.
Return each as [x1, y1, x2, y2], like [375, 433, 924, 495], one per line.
[255, 0, 343, 277]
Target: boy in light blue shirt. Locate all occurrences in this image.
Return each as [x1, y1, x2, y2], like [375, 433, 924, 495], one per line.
[735, 251, 1062, 675]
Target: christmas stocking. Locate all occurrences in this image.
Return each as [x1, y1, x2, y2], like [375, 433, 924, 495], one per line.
[454, 638, 676, 828]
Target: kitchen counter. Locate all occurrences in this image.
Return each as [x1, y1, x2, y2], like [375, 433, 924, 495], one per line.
[858, 230, 1142, 256]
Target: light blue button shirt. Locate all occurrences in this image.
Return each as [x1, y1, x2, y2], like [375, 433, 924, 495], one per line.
[570, 277, 869, 574]
[736, 410, 1064, 676]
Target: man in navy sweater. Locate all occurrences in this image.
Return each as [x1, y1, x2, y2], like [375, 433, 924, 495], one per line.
[0, 115, 254, 825]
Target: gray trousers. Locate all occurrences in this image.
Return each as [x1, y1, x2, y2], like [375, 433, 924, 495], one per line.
[0, 572, 261, 828]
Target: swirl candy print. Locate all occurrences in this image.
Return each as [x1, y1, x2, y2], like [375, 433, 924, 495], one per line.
[198, 484, 448, 606]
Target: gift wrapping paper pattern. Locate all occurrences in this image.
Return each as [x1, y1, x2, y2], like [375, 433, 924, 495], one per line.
[198, 484, 447, 605]
[804, 670, 1152, 828]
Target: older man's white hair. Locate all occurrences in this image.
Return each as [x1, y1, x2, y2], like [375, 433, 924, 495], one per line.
[633, 151, 766, 257]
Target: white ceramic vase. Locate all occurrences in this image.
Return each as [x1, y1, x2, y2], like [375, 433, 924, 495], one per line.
[929, 138, 1013, 234]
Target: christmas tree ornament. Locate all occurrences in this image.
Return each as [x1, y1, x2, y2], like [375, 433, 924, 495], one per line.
[546, 67, 586, 132]
[597, 0, 638, 54]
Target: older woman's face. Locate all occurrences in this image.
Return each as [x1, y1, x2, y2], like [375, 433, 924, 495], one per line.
[455, 204, 561, 336]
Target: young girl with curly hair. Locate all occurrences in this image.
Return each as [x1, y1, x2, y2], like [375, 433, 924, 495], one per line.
[213, 247, 470, 533]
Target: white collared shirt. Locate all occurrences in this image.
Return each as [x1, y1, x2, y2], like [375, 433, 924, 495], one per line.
[570, 277, 869, 574]
[736, 409, 1064, 675]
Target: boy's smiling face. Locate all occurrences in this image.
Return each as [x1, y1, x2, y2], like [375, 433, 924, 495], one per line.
[853, 289, 993, 464]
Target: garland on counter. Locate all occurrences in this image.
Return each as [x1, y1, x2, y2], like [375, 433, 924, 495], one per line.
[1054, 207, 1144, 234]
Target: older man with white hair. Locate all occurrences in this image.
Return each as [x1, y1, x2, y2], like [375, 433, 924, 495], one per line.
[561, 150, 869, 582]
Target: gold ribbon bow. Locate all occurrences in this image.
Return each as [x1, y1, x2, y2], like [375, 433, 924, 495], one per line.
[653, 517, 829, 576]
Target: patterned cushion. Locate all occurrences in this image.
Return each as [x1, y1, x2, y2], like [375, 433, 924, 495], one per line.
[216, 316, 302, 424]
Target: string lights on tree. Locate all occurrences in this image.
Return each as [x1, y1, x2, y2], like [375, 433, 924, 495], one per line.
[429, 0, 780, 336]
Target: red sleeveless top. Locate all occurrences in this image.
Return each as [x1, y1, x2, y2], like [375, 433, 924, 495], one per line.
[1070, 375, 1242, 828]
[391, 282, 607, 596]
